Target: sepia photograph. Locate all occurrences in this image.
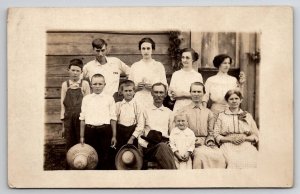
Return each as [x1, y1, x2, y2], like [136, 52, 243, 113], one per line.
[8, 7, 293, 188]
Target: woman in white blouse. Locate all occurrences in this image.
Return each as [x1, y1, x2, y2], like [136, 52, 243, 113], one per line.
[128, 37, 168, 109]
[169, 48, 203, 112]
[214, 89, 259, 168]
[202, 54, 245, 114]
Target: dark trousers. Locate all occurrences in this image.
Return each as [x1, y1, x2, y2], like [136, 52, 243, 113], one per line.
[84, 124, 112, 170]
[64, 112, 81, 151]
[144, 142, 177, 169]
[116, 124, 138, 149]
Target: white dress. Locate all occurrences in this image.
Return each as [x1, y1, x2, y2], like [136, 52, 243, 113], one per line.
[128, 59, 167, 109]
[169, 69, 203, 112]
[203, 72, 239, 114]
[169, 127, 196, 169]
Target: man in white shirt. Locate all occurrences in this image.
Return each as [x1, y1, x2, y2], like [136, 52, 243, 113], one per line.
[82, 38, 130, 97]
[136, 82, 176, 169]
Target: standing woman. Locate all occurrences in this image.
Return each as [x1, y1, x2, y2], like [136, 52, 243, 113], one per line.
[128, 37, 168, 109]
[202, 54, 246, 114]
[169, 48, 203, 112]
[214, 89, 259, 168]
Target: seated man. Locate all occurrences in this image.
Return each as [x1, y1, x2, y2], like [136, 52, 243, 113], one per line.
[133, 82, 176, 169]
[178, 82, 226, 169]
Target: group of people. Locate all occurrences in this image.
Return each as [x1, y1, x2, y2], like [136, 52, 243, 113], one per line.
[60, 37, 259, 170]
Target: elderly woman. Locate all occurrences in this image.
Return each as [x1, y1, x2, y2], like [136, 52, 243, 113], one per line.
[128, 37, 168, 109]
[169, 48, 203, 112]
[202, 54, 245, 114]
[214, 89, 259, 168]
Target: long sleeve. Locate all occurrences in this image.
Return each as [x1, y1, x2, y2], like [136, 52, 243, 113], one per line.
[159, 63, 168, 87]
[109, 98, 117, 121]
[187, 132, 196, 152]
[169, 130, 178, 153]
[213, 116, 224, 145]
[205, 110, 216, 144]
[79, 96, 87, 121]
[82, 64, 89, 80]
[60, 82, 67, 120]
[132, 104, 145, 138]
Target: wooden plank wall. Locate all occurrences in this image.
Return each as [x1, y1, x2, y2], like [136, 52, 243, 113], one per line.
[45, 31, 191, 142]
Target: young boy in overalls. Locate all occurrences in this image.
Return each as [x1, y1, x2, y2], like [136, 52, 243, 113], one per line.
[60, 59, 90, 167]
[115, 80, 143, 149]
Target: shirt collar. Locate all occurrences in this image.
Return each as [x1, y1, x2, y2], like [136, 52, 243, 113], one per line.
[120, 99, 134, 105]
[150, 104, 165, 111]
[69, 79, 81, 85]
[91, 92, 105, 97]
[224, 108, 244, 115]
[173, 127, 190, 135]
[94, 56, 109, 65]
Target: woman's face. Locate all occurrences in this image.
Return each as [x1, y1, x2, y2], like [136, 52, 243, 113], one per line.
[219, 57, 231, 73]
[181, 52, 193, 68]
[227, 93, 242, 109]
[141, 42, 153, 59]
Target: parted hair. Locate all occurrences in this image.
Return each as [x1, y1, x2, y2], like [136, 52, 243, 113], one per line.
[224, 89, 243, 101]
[138, 37, 156, 50]
[151, 82, 167, 93]
[119, 80, 136, 91]
[190, 82, 206, 94]
[213, 54, 232, 69]
[92, 38, 107, 49]
[181, 48, 199, 62]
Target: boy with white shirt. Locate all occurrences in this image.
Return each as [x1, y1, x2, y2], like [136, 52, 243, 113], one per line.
[79, 73, 117, 170]
[115, 80, 143, 149]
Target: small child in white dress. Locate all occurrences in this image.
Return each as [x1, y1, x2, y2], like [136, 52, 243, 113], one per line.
[170, 113, 196, 169]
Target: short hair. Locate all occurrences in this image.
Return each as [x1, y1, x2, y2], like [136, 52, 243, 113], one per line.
[138, 37, 155, 50]
[213, 54, 232, 69]
[92, 38, 107, 49]
[224, 89, 243, 102]
[91, 73, 105, 83]
[152, 82, 167, 93]
[119, 80, 135, 91]
[190, 82, 206, 94]
[174, 112, 188, 122]
[68, 59, 83, 70]
[181, 48, 199, 62]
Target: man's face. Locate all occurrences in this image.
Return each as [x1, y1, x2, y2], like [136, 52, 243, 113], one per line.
[122, 85, 135, 101]
[190, 85, 204, 103]
[151, 85, 166, 104]
[93, 44, 107, 57]
[91, 77, 106, 94]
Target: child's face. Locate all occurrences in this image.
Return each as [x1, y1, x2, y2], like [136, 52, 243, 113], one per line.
[122, 85, 135, 101]
[175, 115, 188, 130]
[68, 65, 82, 81]
[91, 77, 106, 94]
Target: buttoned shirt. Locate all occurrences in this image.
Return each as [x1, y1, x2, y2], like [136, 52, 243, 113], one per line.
[137, 104, 173, 148]
[82, 57, 130, 96]
[60, 79, 90, 119]
[179, 103, 215, 137]
[115, 99, 144, 138]
[169, 127, 196, 154]
[79, 93, 117, 125]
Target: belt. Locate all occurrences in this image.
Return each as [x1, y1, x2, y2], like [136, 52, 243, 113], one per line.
[85, 124, 109, 129]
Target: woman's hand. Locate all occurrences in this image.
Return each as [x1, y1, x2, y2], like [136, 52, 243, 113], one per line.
[174, 151, 184, 162]
[232, 135, 245, 145]
[144, 83, 152, 91]
[111, 137, 117, 148]
[80, 137, 84, 145]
